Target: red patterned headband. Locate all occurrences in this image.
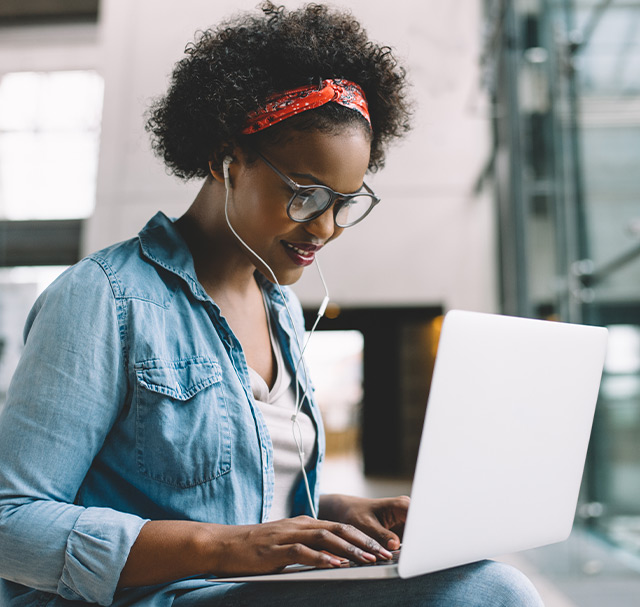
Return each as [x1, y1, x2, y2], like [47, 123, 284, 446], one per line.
[242, 78, 371, 134]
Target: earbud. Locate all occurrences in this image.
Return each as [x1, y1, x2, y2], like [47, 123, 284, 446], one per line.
[222, 156, 233, 185]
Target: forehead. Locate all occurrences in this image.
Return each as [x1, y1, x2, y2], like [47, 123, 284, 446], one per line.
[260, 128, 371, 192]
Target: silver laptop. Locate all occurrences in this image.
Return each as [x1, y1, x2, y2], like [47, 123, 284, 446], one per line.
[211, 309, 608, 582]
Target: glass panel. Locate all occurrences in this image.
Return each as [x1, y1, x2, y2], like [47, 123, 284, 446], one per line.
[573, 3, 640, 95]
[0, 70, 103, 220]
[487, 0, 640, 562]
[592, 325, 640, 553]
[581, 126, 640, 302]
[573, 2, 640, 305]
[537, 0, 640, 558]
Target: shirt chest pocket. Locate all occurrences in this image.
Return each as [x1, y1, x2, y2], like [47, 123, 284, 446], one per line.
[134, 357, 231, 488]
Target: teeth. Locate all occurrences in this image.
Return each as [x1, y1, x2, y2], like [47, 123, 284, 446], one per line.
[285, 242, 314, 257]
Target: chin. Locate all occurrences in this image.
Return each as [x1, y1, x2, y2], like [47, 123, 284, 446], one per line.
[257, 266, 304, 286]
[278, 269, 305, 286]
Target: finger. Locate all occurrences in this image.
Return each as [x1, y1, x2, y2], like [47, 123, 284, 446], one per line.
[383, 533, 401, 551]
[355, 516, 401, 551]
[273, 543, 344, 569]
[313, 523, 393, 562]
[390, 521, 405, 539]
[289, 516, 388, 558]
[287, 517, 391, 562]
[331, 520, 397, 558]
[373, 526, 401, 551]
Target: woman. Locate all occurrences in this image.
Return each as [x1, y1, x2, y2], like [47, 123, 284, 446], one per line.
[0, 3, 544, 606]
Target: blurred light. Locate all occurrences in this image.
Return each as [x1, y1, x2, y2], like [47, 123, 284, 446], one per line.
[604, 325, 640, 374]
[524, 47, 549, 64]
[325, 302, 341, 319]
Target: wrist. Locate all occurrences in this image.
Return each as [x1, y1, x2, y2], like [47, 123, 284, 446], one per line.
[119, 520, 225, 588]
[192, 522, 229, 575]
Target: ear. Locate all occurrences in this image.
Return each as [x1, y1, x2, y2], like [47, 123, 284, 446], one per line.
[208, 146, 237, 184]
[208, 159, 226, 184]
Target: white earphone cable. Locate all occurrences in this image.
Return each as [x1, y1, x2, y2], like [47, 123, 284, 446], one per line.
[222, 158, 328, 519]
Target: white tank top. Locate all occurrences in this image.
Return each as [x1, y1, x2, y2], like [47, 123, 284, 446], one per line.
[247, 298, 316, 521]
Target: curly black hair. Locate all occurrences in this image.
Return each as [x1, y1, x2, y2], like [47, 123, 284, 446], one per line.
[146, 1, 412, 180]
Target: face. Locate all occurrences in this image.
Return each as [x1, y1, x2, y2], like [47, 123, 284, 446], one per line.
[225, 128, 372, 285]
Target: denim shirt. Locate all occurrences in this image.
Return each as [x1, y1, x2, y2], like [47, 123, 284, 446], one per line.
[0, 212, 325, 606]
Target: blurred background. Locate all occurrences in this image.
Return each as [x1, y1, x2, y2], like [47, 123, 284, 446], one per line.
[0, 1, 639, 604]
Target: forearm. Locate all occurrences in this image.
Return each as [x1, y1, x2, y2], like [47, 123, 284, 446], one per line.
[118, 520, 220, 588]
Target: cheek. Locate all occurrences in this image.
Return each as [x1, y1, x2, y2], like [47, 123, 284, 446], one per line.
[239, 191, 292, 238]
[245, 178, 288, 216]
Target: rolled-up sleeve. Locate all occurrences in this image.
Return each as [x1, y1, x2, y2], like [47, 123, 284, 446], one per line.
[59, 507, 146, 604]
[0, 258, 148, 606]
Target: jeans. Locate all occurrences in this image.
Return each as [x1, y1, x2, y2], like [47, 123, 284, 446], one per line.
[170, 561, 544, 607]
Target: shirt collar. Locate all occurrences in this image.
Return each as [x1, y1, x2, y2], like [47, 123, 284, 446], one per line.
[137, 211, 208, 301]
[137, 211, 291, 309]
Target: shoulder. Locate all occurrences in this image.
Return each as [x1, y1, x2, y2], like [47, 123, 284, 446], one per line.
[35, 236, 142, 308]
[83, 228, 184, 308]
[23, 234, 150, 338]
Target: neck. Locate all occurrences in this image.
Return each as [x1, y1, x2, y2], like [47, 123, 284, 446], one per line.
[176, 178, 259, 299]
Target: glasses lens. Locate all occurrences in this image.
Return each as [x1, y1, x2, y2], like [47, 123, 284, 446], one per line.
[289, 188, 333, 221]
[335, 195, 375, 227]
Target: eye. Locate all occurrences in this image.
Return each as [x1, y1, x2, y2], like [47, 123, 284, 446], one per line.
[289, 188, 332, 220]
[295, 189, 317, 203]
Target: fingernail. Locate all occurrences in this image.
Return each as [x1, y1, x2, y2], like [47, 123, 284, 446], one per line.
[362, 552, 376, 561]
[379, 548, 394, 559]
[329, 557, 343, 566]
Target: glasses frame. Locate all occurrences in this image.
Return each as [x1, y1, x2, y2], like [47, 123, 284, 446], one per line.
[256, 152, 380, 228]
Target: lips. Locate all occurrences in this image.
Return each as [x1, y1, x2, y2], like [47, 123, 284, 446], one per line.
[281, 241, 323, 267]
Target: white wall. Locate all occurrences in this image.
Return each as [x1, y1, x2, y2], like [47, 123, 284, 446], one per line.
[87, 0, 497, 312]
[0, 22, 99, 73]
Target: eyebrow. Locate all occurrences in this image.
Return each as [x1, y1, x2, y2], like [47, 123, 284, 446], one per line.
[290, 171, 365, 195]
[290, 171, 330, 188]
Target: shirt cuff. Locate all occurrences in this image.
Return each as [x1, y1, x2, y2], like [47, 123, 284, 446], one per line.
[57, 506, 148, 606]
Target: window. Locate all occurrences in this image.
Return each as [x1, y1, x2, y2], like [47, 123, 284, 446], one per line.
[0, 69, 104, 408]
[0, 70, 104, 220]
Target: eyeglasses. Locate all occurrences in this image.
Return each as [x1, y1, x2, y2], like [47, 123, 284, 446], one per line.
[257, 152, 380, 228]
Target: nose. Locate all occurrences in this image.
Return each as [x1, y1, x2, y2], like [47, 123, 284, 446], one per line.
[304, 206, 343, 242]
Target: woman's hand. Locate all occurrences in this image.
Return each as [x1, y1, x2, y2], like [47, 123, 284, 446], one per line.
[318, 494, 410, 551]
[208, 515, 394, 577]
[119, 506, 404, 588]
